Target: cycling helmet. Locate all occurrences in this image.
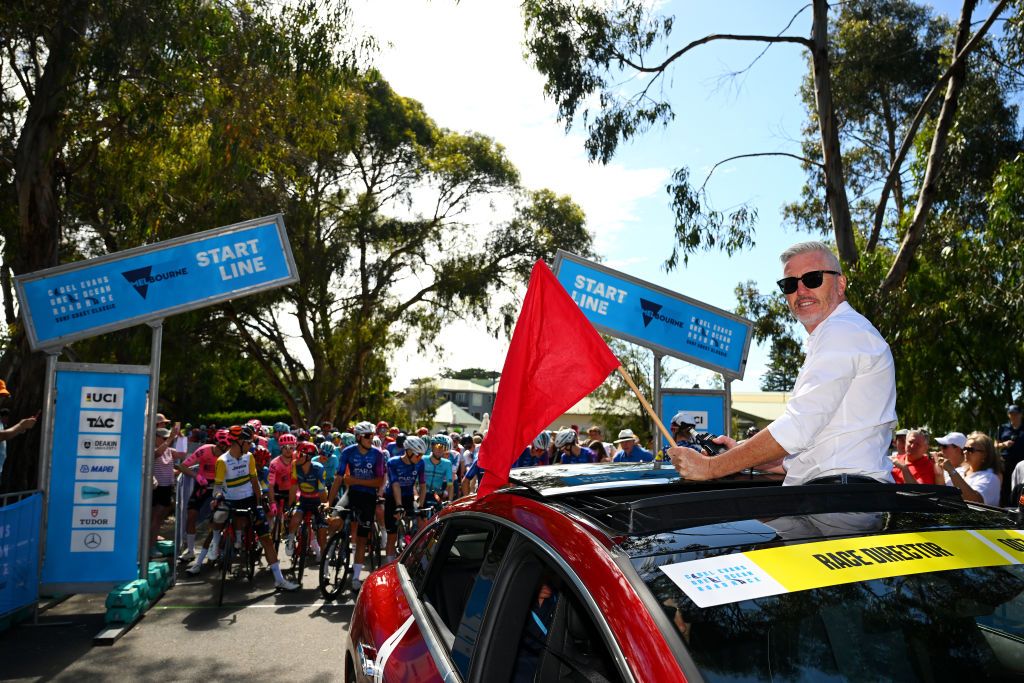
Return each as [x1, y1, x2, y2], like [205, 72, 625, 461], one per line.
[227, 425, 254, 444]
[353, 421, 375, 436]
[431, 434, 453, 451]
[372, 436, 382, 448]
[297, 441, 318, 456]
[247, 419, 263, 433]
[277, 433, 297, 446]
[416, 427, 430, 436]
[404, 435, 428, 455]
[273, 421, 290, 434]
[745, 425, 760, 439]
[214, 428, 231, 447]
[389, 426, 400, 436]
[314, 434, 326, 445]
[309, 425, 322, 435]
[340, 433, 356, 447]
[254, 444, 270, 467]
[554, 428, 577, 448]
[376, 420, 389, 433]
[331, 431, 342, 441]
[295, 428, 310, 441]
[318, 441, 335, 457]
[395, 434, 406, 449]
[460, 434, 474, 449]
[532, 431, 551, 450]
[670, 411, 697, 431]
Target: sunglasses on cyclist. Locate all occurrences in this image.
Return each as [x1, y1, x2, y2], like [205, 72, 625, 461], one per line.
[776, 270, 841, 295]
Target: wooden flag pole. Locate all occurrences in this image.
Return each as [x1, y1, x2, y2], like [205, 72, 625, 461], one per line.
[616, 365, 675, 448]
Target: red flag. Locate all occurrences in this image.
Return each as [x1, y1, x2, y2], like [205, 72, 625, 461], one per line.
[477, 259, 620, 496]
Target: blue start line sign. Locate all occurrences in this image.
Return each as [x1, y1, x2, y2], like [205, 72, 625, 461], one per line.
[552, 250, 753, 378]
[15, 214, 298, 350]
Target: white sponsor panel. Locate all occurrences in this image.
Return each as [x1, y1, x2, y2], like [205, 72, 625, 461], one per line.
[78, 410, 122, 433]
[74, 457, 119, 481]
[77, 434, 121, 457]
[71, 505, 117, 529]
[80, 386, 124, 409]
[74, 481, 118, 505]
[659, 552, 788, 608]
[70, 529, 115, 553]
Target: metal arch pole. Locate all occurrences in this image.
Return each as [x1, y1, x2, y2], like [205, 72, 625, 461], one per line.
[724, 377, 733, 439]
[652, 352, 662, 469]
[139, 320, 163, 580]
[35, 348, 61, 623]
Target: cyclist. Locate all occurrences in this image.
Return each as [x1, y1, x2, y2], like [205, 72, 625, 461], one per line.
[555, 428, 595, 464]
[385, 435, 427, 563]
[670, 411, 703, 454]
[175, 428, 229, 562]
[513, 432, 551, 468]
[267, 432, 297, 530]
[205, 425, 298, 591]
[425, 435, 455, 515]
[375, 421, 389, 443]
[268, 422, 290, 458]
[285, 441, 328, 561]
[336, 421, 387, 590]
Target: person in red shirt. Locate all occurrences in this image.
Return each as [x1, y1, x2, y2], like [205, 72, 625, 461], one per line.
[890, 429, 943, 485]
[175, 429, 230, 561]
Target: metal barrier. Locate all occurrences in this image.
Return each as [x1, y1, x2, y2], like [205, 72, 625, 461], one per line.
[0, 490, 43, 620]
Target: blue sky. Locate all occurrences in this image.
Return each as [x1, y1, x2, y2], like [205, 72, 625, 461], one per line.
[351, 0, 982, 392]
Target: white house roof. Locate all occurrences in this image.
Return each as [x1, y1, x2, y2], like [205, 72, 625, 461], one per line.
[432, 400, 482, 428]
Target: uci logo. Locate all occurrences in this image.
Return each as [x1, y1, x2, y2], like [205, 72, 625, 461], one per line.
[86, 417, 115, 428]
[85, 393, 118, 404]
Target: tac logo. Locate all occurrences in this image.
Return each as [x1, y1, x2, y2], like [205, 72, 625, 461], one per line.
[640, 298, 662, 328]
[87, 416, 115, 428]
[78, 411, 121, 433]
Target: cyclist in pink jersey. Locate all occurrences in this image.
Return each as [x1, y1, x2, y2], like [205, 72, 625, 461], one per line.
[180, 429, 229, 571]
[268, 433, 297, 519]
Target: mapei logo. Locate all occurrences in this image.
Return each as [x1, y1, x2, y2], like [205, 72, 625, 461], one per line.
[640, 298, 662, 328]
[121, 264, 188, 299]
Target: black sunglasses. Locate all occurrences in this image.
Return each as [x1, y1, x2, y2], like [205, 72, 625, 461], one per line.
[776, 270, 841, 295]
[963, 446, 982, 453]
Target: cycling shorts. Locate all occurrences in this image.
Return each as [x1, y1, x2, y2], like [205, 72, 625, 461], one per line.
[214, 496, 269, 536]
[272, 486, 291, 504]
[294, 497, 326, 529]
[187, 485, 212, 512]
[346, 489, 377, 538]
[384, 494, 415, 534]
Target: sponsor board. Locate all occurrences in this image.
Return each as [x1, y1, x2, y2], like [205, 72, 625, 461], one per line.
[70, 530, 115, 553]
[73, 481, 118, 505]
[74, 458, 119, 481]
[660, 390, 727, 441]
[71, 505, 116, 530]
[16, 215, 297, 350]
[80, 386, 124, 409]
[553, 250, 753, 377]
[77, 410, 122, 433]
[76, 435, 120, 457]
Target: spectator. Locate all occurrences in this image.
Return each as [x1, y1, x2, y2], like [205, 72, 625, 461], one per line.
[890, 429, 942, 485]
[891, 428, 908, 457]
[612, 429, 654, 463]
[997, 405, 1024, 505]
[150, 423, 186, 552]
[0, 381, 39, 479]
[938, 432, 1001, 506]
[585, 426, 610, 462]
[934, 432, 967, 484]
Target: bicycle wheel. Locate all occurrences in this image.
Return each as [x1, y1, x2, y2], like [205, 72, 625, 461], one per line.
[217, 533, 234, 607]
[296, 521, 309, 585]
[271, 510, 283, 555]
[395, 518, 409, 555]
[366, 521, 383, 572]
[245, 527, 259, 583]
[319, 529, 350, 601]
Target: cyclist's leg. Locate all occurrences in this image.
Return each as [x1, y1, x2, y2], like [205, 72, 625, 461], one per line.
[383, 495, 400, 559]
[249, 499, 298, 590]
[349, 490, 375, 588]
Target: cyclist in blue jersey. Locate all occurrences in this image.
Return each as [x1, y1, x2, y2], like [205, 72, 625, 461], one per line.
[268, 422, 289, 458]
[285, 441, 328, 560]
[314, 440, 340, 503]
[334, 421, 387, 590]
[425, 435, 456, 512]
[612, 428, 654, 463]
[670, 411, 703, 455]
[384, 435, 426, 563]
[555, 428, 594, 464]
[513, 432, 552, 468]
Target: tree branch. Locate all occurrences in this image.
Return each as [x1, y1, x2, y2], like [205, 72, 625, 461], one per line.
[616, 34, 813, 74]
[699, 152, 822, 193]
[867, 0, 1009, 252]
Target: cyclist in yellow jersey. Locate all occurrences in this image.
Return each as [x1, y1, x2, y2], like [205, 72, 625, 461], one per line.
[208, 424, 298, 591]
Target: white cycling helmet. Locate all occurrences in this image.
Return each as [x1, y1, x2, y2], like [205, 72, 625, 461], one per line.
[532, 431, 551, 450]
[404, 435, 428, 455]
[554, 428, 577, 448]
[353, 421, 375, 436]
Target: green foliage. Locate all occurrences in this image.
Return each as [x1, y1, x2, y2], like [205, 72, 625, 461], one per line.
[590, 338, 674, 445]
[734, 281, 804, 392]
[442, 368, 501, 380]
[194, 410, 292, 428]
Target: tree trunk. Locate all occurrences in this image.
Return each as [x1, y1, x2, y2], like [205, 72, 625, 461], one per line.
[809, 0, 857, 267]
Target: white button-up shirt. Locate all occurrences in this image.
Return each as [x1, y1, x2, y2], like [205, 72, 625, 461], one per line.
[768, 301, 897, 485]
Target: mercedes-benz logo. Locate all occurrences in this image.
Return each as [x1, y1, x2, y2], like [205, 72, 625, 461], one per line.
[84, 533, 102, 549]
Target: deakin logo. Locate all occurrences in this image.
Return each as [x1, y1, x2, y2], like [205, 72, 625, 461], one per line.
[640, 299, 662, 328]
[122, 266, 153, 299]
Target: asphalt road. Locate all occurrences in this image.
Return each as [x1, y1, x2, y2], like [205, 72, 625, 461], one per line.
[0, 550, 355, 682]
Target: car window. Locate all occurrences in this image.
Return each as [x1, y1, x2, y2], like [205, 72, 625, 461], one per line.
[418, 521, 512, 679]
[402, 521, 441, 589]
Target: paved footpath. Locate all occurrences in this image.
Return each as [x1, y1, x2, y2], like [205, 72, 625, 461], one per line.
[0, 554, 355, 682]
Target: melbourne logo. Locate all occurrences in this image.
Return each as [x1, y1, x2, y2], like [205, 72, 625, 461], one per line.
[640, 299, 662, 328]
[121, 264, 188, 299]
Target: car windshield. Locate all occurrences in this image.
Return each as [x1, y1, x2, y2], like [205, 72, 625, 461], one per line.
[638, 531, 1024, 681]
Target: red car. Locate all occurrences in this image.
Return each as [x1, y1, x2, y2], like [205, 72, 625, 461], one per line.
[346, 462, 1024, 682]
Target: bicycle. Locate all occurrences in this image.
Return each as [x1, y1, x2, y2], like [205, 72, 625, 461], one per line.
[289, 507, 316, 585]
[269, 501, 287, 555]
[318, 501, 383, 600]
[215, 505, 262, 607]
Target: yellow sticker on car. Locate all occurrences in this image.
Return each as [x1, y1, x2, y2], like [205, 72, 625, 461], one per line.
[660, 529, 1024, 609]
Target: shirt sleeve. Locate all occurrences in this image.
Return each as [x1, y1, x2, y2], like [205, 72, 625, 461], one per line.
[417, 460, 426, 484]
[214, 458, 226, 488]
[182, 450, 199, 468]
[768, 322, 860, 454]
[248, 456, 258, 478]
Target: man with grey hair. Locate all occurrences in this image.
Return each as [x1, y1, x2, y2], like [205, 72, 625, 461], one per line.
[670, 241, 897, 485]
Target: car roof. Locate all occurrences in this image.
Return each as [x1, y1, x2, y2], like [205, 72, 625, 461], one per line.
[503, 463, 1015, 558]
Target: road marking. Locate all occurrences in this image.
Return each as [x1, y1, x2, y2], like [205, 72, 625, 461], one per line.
[154, 602, 351, 610]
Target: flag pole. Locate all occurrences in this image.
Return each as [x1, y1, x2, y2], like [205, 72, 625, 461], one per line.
[616, 365, 675, 447]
